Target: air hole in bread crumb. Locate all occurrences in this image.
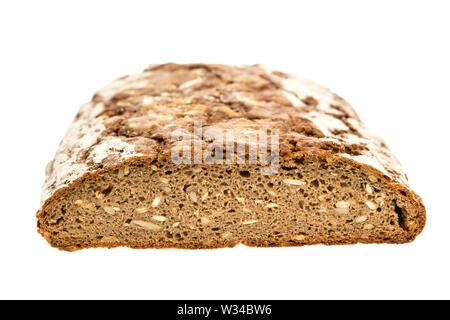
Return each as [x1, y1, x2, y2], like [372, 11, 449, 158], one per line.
[102, 186, 113, 196]
[394, 200, 408, 231]
[239, 170, 251, 178]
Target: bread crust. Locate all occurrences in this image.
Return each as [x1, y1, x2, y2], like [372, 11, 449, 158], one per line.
[37, 63, 426, 250]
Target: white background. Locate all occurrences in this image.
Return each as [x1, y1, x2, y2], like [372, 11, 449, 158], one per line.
[0, 0, 448, 300]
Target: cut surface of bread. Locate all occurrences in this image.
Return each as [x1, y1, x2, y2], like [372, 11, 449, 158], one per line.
[37, 63, 425, 251]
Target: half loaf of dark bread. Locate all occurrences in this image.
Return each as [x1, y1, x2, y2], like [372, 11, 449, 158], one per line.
[37, 63, 426, 251]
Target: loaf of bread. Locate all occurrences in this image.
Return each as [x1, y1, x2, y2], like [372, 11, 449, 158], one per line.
[37, 63, 425, 251]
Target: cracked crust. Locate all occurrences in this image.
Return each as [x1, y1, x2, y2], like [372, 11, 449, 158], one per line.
[37, 63, 425, 250]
